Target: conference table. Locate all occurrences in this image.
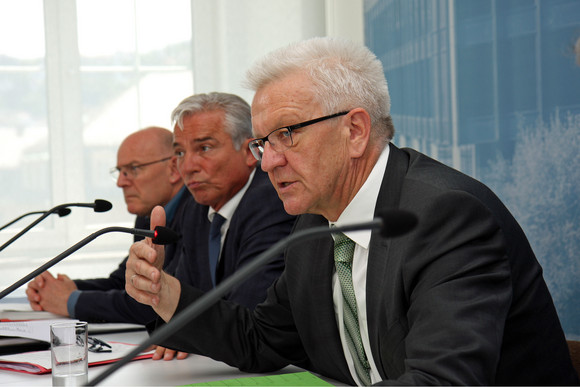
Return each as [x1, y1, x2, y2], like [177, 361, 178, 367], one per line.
[0, 329, 339, 386]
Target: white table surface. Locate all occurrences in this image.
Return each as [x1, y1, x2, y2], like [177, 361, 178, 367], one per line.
[0, 330, 327, 386]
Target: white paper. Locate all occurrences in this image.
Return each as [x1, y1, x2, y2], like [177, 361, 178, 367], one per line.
[0, 319, 76, 342]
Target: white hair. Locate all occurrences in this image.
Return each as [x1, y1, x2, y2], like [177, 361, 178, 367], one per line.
[244, 37, 394, 141]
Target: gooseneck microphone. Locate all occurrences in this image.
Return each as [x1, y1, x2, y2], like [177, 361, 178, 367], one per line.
[0, 208, 72, 232]
[0, 225, 180, 300]
[0, 200, 113, 252]
[87, 209, 418, 386]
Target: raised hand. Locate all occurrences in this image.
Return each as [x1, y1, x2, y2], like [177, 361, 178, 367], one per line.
[125, 205, 181, 322]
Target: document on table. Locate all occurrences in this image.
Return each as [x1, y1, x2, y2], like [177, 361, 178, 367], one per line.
[0, 319, 74, 342]
[0, 341, 154, 374]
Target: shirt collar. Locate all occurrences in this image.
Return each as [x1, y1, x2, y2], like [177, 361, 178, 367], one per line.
[208, 168, 256, 223]
[329, 145, 390, 249]
[164, 185, 188, 224]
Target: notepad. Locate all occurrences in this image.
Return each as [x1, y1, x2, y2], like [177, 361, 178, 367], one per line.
[0, 341, 154, 374]
[183, 371, 333, 386]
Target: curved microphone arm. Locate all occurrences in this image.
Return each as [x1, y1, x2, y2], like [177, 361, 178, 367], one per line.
[0, 226, 178, 300]
[0, 208, 72, 232]
[0, 200, 111, 252]
[0, 211, 45, 232]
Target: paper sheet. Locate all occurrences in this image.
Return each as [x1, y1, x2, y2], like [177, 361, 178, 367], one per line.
[0, 319, 75, 342]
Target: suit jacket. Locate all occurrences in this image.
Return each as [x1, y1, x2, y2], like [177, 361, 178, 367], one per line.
[172, 168, 296, 309]
[159, 144, 579, 385]
[73, 188, 192, 324]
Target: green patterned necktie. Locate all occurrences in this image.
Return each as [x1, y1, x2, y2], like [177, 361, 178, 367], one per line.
[333, 232, 372, 386]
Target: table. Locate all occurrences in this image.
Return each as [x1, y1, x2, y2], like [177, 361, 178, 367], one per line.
[0, 330, 326, 386]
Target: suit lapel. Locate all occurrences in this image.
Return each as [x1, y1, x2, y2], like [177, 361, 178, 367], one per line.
[297, 214, 355, 383]
[366, 143, 409, 380]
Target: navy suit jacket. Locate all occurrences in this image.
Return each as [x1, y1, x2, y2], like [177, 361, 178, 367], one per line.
[73, 189, 192, 324]
[158, 144, 578, 385]
[172, 168, 296, 309]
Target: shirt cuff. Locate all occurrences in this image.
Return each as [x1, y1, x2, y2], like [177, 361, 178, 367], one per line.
[67, 290, 81, 318]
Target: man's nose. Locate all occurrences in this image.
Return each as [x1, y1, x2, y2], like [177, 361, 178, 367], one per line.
[260, 142, 286, 172]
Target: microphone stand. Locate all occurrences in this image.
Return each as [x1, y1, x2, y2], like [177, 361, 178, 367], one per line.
[0, 211, 46, 232]
[87, 219, 384, 386]
[0, 208, 71, 232]
[0, 201, 111, 253]
[0, 226, 176, 300]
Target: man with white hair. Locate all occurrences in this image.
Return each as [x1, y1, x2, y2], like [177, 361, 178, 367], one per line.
[125, 38, 578, 385]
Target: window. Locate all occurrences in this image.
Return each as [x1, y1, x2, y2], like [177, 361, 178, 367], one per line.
[0, 0, 194, 293]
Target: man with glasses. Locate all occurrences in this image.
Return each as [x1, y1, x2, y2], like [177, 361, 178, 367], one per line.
[26, 126, 189, 325]
[125, 38, 578, 385]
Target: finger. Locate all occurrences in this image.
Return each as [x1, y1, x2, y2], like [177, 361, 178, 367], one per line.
[125, 274, 161, 307]
[152, 346, 165, 361]
[25, 287, 40, 303]
[129, 240, 158, 266]
[27, 279, 40, 292]
[57, 273, 71, 281]
[130, 250, 161, 284]
[150, 205, 167, 232]
[39, 271, 56, 285]
[149, 206, 167, 272]
[163, 348, 177, 361]
[34, 275, 46, 288]
[176, 351, 189, 360]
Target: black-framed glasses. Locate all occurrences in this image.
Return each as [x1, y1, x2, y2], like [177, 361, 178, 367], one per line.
[88, 336, 112, 353]
[249, 111, 349, 161]
[110, 156, 172, 181]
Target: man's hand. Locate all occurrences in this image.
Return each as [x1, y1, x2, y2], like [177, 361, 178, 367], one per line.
[151, 346, 190, 361]
[25, 271, 77, 316]
[125, 205, 181, 322]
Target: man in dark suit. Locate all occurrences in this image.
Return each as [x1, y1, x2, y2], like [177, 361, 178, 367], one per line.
[125, 38, 579, 384]
[165, 92, 295, 311]
[26, 126, 188, 324]
[146, 92, 295, 360]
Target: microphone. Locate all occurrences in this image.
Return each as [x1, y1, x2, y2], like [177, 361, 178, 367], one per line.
[0, 200, 113, 252]
[87, 209, 418, 386]
[0, 225, 180, 300]
[0, 208, 72, 232]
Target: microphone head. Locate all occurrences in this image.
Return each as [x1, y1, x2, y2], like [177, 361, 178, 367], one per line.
[57, 208, 72, 217]
[93, 199, 113, 213]
[152, 226, 181, 245]
[378, 209, 418, 238]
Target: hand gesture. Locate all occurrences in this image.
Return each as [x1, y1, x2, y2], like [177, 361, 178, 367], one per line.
[125, 205, 181, 322]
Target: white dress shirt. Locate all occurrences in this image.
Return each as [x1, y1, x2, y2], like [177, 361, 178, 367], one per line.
[330, 146, 390, 385]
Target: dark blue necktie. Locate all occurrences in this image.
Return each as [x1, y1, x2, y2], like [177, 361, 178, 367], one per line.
[208, 213, 226, 287]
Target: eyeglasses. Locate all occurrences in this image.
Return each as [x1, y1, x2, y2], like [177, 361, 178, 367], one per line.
[110, 156, 172, 181]
[88, 336, 112, 353]
[249, 111, 349, 161]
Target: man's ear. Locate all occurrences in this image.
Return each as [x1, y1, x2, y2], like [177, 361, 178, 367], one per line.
[241, 138, 259, 169]
[346, 108, 372, 158]
[168, 156, 182, 184]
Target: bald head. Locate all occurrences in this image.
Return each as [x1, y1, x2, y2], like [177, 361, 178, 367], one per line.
[115, 126, 183, 217]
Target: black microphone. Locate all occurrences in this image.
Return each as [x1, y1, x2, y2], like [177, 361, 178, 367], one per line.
[87, 209, 418, 386]
[0, 200, 113, 252]
[0, 208, 72, 232]
[0, 225, 180, 300]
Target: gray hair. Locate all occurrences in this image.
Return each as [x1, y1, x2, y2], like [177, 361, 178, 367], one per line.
[171, 92, 252, 150]
[244, 37, 394, 142]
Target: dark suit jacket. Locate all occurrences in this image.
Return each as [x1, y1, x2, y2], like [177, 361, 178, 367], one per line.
[159, 144, 579, 385]
[73, 188, 192, 324]
[172, 168, 296, 309]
